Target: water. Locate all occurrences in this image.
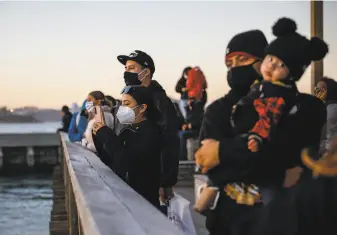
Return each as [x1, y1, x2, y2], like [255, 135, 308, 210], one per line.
[0, 122, 59, 235]
[0, 122, 61, 134]
[0, 175, 52, 235]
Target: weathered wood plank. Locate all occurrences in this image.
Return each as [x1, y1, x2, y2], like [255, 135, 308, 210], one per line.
[60, 133, 184, 235]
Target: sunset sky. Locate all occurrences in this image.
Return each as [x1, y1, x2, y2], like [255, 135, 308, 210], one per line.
[1, 1, 337, 109]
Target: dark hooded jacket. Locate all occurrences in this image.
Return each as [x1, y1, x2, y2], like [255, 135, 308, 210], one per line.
[147, 80, 180, 187]
[175, 77, 188, 100]
[58, 111, 72, 133]
[111, 80, 180, 188]
[253, 173, 337, 235]
[94, 120, 162, 208]
[200, 90, 326, 187]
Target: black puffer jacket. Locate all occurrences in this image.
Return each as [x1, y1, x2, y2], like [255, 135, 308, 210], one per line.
[185, 101, 204, 132]
[95, 120, 163, 208]
[148, 80, 180, 187]
[175, 77, 188, 100]
[253, 175, 337, 235]
[58, 112, 73, 132]
[199, 90, 326, 187]
[112, 80, 180, 188]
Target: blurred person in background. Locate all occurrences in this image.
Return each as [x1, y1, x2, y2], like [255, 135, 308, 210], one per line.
[57, 105, 72, 133]
[315, 76, 337, 154]
[68, 100, 89, 143]
[175, 66, 192, 118]
[179, 98, 204, 160]
[71, 102, 80, 114]
[82, 91, 114, 152]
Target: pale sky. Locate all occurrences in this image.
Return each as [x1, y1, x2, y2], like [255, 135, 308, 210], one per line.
[1, 1, 337, 109]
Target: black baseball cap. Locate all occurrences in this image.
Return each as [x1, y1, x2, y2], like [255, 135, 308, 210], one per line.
[117, 50, 155, 74]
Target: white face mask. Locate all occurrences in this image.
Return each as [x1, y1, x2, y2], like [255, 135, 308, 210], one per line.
[116, 105, 140, 124]
[85, 101, 95, 113]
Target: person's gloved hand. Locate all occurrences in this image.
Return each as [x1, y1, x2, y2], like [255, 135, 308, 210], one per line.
[195, 139, 220, 173]
[85, 101, 95, 113]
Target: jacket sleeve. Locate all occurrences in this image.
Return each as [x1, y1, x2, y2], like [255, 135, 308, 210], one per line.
[301, 97, 326, 156]
[199, 100, 225, 142]
[218, 136, 258, 166]
[94, 126, 118, 165]
[68, 113, 82, 142]
[156, 94, 180, 187]
[188, 108, 204, 130]
[175, 78, 185, 94]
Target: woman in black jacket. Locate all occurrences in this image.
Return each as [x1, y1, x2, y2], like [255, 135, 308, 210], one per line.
[175, 66, 192, 118]
[93, 85, 162, 208]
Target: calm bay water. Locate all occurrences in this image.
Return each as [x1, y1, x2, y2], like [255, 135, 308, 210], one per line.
[0, 122, 61, 235]
[0, 122, 61, 134]
[0, 176, 53, 235]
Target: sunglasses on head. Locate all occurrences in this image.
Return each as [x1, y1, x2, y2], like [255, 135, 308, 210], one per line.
[120, 85, 143, 94]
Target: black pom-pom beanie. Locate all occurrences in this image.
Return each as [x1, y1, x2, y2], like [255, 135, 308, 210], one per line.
[265, 17, 329, 81]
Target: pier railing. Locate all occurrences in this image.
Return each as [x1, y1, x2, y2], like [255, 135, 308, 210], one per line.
[57, 132, 184, 235]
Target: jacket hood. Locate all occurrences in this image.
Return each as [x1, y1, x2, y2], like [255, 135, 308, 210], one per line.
[102, 105, 111, 113]
[71, 103, 80, 113]
[148, 80, 165, 93]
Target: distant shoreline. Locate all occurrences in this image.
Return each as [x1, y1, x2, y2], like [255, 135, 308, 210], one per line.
[0, 116, 40, 123]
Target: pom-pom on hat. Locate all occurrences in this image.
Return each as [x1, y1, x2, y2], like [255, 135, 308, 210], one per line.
[265, 17, 329, 81]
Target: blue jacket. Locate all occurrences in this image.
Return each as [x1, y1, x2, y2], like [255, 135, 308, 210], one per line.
[68, 101, 88, 142]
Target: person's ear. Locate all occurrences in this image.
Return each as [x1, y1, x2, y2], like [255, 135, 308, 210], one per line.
[144, 68, 151, 78]
[140, 104, 147, 115]
[142, 104, 148, 111]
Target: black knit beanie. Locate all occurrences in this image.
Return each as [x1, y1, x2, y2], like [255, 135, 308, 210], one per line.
[265, 18, 329, 81]
[226, 30, 268, 59]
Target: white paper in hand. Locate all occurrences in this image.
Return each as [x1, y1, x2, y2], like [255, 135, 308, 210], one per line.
[167, 194, 197, 235]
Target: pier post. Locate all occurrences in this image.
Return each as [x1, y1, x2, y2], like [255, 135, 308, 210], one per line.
[26, 147, 35, 167]
[311, 0, 324, 93]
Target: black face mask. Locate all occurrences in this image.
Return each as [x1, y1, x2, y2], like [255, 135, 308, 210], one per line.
[124, 71, 141, 86]
[227, 63, 260, 94]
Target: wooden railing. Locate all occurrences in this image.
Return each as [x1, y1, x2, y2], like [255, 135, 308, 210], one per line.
[58, 133, 184, 235]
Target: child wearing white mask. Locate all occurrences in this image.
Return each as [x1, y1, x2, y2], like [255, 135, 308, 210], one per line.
[82, 91, 114, 152]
